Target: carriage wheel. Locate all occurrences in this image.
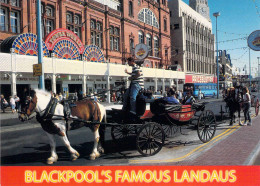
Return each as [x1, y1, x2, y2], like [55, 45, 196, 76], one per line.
[136, 122, 165, 156]
[111, 125, 137, 143]
[255, 99, 259, 116]
[197, 110, 216, 143]
[162, 124, 178, 138]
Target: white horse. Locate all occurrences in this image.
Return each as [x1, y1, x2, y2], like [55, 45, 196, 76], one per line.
[19, 89, 106, 164]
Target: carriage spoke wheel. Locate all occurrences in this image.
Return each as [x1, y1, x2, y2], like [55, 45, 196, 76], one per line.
[111, 125, 137, 143]
[136, 123, 165, 156]
[197, 110, 216, 143]
[255, 99, 259, 116]
[162, 124, 178, 138]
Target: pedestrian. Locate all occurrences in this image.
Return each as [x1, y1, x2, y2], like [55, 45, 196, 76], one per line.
[198, 89, 202, 100]
[14, 95, 21, 112]
[241, 87, 251, 126]
[58, 92, 63, 101]
[178, 90, 183, 103]
[1, 94, 8, 113]
[9, 96, 16, 113]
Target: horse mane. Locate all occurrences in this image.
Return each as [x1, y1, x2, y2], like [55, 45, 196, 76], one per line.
[34, 89, 52, 97]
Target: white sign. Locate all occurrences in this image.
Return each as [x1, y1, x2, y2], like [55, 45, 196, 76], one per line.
[135, 44, 149, 60]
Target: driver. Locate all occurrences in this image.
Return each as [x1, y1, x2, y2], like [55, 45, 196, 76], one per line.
[123, 57, 144, 116]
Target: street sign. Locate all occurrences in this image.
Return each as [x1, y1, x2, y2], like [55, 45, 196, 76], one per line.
[33, 64, 42, 76]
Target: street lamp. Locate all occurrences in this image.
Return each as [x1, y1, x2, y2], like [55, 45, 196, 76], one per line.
[213, 12, 220, 99]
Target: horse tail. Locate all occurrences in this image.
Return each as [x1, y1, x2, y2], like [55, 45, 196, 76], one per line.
[97, 102, 106, 123]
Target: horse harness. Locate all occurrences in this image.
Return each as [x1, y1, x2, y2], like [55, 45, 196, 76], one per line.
[36, 97, 100, 136]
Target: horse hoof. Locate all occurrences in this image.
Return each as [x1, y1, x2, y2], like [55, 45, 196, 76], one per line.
[47, 156, 58, 164]
[95, 152, 101, 158]
[98, 147, 105, 154]
[89, 154, 96, 160]
[71, 153, 80, 161]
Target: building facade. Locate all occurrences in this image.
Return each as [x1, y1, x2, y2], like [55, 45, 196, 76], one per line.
[0, 0, 184, 99]
[218, 50, 233, 89]
[0, 0, 171, 68]
[168, 0, 216, 84]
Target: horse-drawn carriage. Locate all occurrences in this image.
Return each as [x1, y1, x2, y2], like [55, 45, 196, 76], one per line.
[107, 98, 216, 156]
[19, 89, 217, 164]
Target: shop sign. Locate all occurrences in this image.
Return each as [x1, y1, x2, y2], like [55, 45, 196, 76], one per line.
[45, 28, 84, 54]
[33, 64, 42, 76]
[186, 75, 214, 83]
[248, 30, 260, 51]
[135, 44, 149, 60]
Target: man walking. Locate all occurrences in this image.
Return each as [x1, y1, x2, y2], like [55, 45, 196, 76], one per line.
[123, 57, 144, 116]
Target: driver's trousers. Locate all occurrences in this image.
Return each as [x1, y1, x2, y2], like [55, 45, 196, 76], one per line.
[122, 82, 141, 115]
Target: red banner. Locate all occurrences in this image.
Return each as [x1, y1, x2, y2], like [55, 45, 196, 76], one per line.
[185, 75, 217, 83]
[1, 166, 260, 185]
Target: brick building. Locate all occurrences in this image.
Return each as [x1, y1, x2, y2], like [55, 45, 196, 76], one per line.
[0, 0, 171, 68]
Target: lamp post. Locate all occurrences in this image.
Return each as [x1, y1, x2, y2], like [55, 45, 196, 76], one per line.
[37, 0, 44, 89]
[213, 12, 220, 99]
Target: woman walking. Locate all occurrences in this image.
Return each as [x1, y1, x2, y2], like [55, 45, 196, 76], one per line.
[9, 96, 16, 113]
[241, 87, 251, 126]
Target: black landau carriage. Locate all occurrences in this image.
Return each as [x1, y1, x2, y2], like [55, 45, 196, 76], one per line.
[106, 97, 217, 157]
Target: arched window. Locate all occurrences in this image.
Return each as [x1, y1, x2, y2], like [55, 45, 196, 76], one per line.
[146, 33, 152, 56]
[138, 31, 144, 44]
[138, 8, 159, 28]
[154, 36, 159, 57]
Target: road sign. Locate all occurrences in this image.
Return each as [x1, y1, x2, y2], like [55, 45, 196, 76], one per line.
[33, 64, 42, 76]
[248, 30, 260, 51]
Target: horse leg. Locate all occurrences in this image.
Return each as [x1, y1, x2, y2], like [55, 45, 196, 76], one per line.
[229, 110, 234, 126]
[90, 124, 101, 160]
[59, 131, 80, 161]
[45, 132, 58, 164]
[98, 124, 105, 154]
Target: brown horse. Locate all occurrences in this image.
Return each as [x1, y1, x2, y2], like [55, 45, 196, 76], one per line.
[19, 89, 106, 164]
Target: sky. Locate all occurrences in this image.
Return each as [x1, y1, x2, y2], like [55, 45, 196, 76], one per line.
[182, 0, 260, 77]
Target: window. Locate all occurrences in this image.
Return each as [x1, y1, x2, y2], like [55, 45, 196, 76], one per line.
[138, 8, 159, 28]
[91, 19, 103, 48]
[66, 12, 82, 39]
[129, 1, 133, 17]
[46, 6, 53, 17]
[0, 8, 7, 31]
[109, 26, 120, 51]
[46, 19, 54, 35]
[0, 0, 8, 4]
[44, 5, 55, 36]
[138, 31, 144, 44]
[146, 34, 152, 56]
[130, 38, 134, 52]
[154, 36, 159, 57]
[67, 12, 73, 23]
[164, 19, 167, 31]
[138, 0, 141, 6]
[11, 0, 19, 7]
[10, 11, 19, 33]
